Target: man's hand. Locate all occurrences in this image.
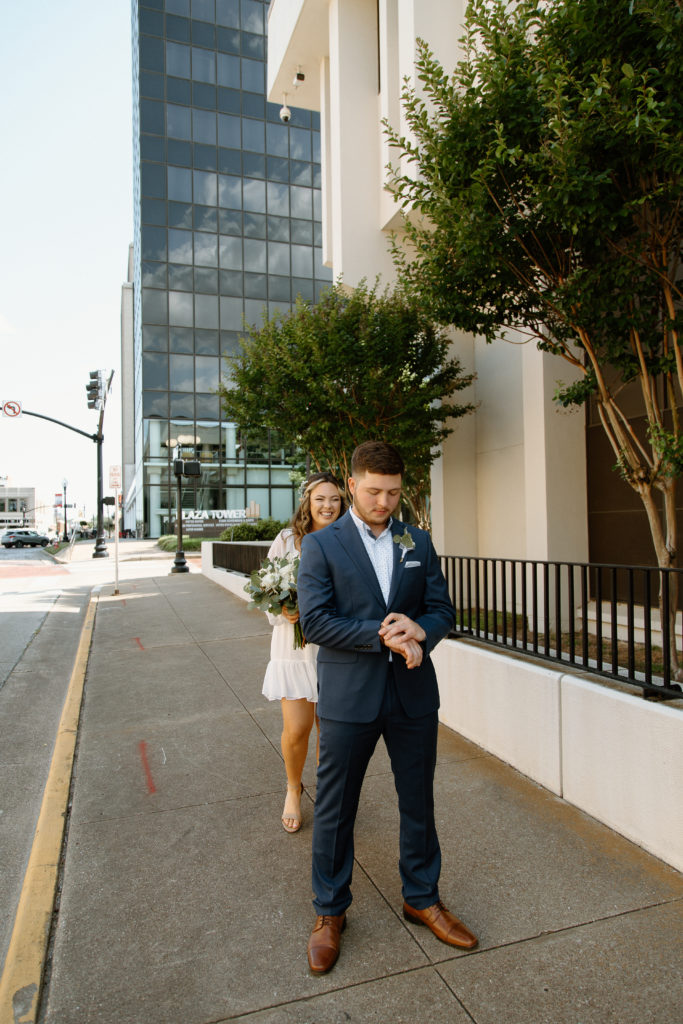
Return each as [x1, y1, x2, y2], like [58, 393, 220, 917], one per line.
[379, 612, 426, 646]
[383, 636, 423, 669]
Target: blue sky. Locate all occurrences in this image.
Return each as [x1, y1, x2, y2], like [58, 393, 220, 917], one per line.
[0, 0, 133, 523]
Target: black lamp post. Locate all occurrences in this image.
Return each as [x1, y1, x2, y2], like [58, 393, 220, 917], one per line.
[171, 454, 201, 574]
[62, 479, 68, 542]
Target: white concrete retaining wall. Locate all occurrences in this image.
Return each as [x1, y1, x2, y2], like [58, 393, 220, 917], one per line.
[203, 549, 683, 873]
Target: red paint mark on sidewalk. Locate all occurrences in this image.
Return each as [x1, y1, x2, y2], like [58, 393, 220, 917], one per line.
[139, 740, 156, 795]
[134, 637, 144, 650]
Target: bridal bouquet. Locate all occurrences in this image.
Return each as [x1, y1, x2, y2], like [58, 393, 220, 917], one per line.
[244, 550, 306, 649]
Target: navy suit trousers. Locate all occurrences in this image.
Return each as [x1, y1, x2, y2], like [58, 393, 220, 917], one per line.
[312, 663, 441, 915]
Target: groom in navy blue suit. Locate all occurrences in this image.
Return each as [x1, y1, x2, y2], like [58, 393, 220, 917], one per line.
[298, 441, 477, 974]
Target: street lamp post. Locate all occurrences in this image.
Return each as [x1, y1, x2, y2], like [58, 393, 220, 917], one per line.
[172, 457, 189, 574]
[62, 479, 68, 542]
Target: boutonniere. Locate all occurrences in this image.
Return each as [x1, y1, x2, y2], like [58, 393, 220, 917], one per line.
[393, 528, 416, 562]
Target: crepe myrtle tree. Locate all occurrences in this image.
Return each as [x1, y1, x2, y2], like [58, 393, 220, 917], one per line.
[218, 280, 475, 529]
[385, 0, 683, 671]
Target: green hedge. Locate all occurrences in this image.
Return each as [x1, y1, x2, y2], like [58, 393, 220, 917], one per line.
[217, 517, 288, 542]
[157, 535, 203, 551]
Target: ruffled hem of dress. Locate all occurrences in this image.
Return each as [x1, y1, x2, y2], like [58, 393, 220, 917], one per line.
[262, 660, 318, 702]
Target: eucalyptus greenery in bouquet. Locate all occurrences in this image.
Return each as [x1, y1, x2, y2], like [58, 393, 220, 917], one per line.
[244, 550, 305, 649]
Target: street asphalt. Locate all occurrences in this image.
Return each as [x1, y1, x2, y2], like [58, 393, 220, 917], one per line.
[1, 553, 682, 1023]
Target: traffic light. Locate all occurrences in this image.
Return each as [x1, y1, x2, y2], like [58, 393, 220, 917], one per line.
[86, 370, 102, 410]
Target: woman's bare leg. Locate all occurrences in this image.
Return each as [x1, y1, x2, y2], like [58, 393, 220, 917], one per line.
[281, 698, 316, 830]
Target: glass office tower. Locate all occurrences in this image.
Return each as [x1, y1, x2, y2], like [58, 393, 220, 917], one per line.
[130, 0, 330, 536]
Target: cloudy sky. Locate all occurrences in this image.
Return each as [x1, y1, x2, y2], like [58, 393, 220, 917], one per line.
[0, 1, 132, 523]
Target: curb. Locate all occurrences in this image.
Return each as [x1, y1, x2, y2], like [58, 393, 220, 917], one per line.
[0, 592, 98, 1024]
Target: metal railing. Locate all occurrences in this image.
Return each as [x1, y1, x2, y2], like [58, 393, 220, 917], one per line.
[212, 540, 271, 576]
[439, 555, 683, 701]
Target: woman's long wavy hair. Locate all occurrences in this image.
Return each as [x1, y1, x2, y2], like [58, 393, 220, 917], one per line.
[289, 471, 347, 548]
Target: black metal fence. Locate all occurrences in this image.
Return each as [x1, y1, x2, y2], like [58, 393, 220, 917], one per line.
[439, 555, 683, 701]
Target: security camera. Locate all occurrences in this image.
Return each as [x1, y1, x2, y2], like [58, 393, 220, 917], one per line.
[293, 70, 305, 87]
[279, 103, 292, 124]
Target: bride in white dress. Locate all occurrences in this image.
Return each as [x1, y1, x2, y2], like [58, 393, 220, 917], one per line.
[262, 472, 346, 832]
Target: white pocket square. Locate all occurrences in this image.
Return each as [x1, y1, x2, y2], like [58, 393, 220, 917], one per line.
[405, 560, 421, 568]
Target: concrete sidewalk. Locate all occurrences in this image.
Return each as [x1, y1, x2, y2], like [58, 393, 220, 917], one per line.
[37, 574, 683, 1022]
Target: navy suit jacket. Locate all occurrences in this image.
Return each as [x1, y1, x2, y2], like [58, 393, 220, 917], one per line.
[298, 511, 454, 722]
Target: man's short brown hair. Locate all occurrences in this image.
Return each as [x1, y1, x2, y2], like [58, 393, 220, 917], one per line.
[351, 441, 405, 478]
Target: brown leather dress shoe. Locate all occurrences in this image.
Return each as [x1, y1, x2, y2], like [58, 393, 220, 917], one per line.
[403, 900, 478, 949]
[307, 913, 347, 974]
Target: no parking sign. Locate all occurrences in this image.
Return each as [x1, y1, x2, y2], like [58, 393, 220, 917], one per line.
[1, 400, 22, 417]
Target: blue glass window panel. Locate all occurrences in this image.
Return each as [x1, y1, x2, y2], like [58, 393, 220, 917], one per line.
[219, 236, 242, 270]
[219, 148, 241, 174]
[192, 82, 216, 109]
[268, 301, 293, 318]
[243, 212, 266, 238]
[268, 276, 291, 302]
[194, 143, 217, 170]
[216, 0, 239, 28]
[142, 225, 167, 260]
[219, 270, 243, 296]
[217, 26, 240, 53]
[289, 128, 311, 162]
[290, 186, 312, 220]
[166, 14, 190, 42]
[243, 152, 265, 179]
[243, 178, 266, 213]
[313, 190, 322, 220]
[168, 166, 192, 202]
[194, 206, 218, 231]
[312, 111, 321, 130]
[290, 219, 312, 245]
[242, 118, 264, 153]
[244, 301, 265, 329]
[241, 0, 263, 34]
[143, 352, 168, 389]
[313, 164, 322, 189]
[192, 21, 216, 48]
[192, 48, 215, 84]
[268, 242, 290, 276]
[142, 199, 166, 226]
[168, 229, 193, 263]
[218, 88, 240, 115]
[220, 296, 244, 329]
[266, 101, 283, 123]
[169, 327, 194, 353]
[169, 293, 195, 328]
[195, 329, 219, 353]
[166, 41, 190, 78]
[217, 53, 240, 89]
[267, 215, 289, 242]
[170, 393, 194, 418]
[266, 123, 288, 158]
[141, 134, 165, 161]
[241, 32, 264, 59]
[244, 239, 266, 273]
[313, 133, 321, 163]
[193, 170, 217, 205]
[142, 260, 167, 286]
[292, 278, 314, 303]
[219, 209, 242, 235]
[218, 174, 241, 209]
[266, 157, 289, 183]
[143, 326, 168, 351]
[143, 289, 168, 324]
[195, 268, 218, 293]
[196, 394, 220, 419]
[290, 160, 312, 186]
[195, 355, 219, 390]
[141, 163, 166, 199]
[169, 201, 193, 228]
[169, 264, 194, 290]
[140, 71, 164, 99]
[167, 104, 191, 140]
[195, 296, 219, 330]
[192, 109, 216, 144]
[314, 221, 323, 245]
[166, 77, 191, 104]
[140, 8, 164, 34]
[315, 281, 332, 303]
[166, 0, 190, 15]
[291, 245, 313, 278]
[167, 141, 191, 169]
[242, 93, 265, 119]
[140, 35, 164, 73]
[244, 273, 267, 299]
[315, 250, 333, 279]
[144, 392, 169, 418]
[194, 231, 218, 267]
[267, 183, 289, 217]
[192, 0, 215, 21]
[218, 113, 240, 148]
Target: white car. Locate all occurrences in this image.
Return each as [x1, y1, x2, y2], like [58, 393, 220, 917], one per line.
[1, 528, 50, 548]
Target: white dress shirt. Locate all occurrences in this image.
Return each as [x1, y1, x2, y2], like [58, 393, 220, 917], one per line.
[350, 507, 394, 605]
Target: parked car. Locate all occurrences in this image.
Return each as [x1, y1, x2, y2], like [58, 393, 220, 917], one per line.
[1, 528, 50, 548]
